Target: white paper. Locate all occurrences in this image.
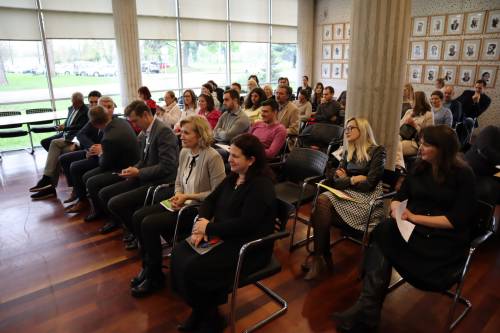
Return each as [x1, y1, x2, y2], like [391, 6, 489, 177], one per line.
[216, 143, 231, 152]
[395, 200, 415, 242]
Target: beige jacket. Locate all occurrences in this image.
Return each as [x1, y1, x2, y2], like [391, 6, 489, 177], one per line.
[277, 101, 300, 136]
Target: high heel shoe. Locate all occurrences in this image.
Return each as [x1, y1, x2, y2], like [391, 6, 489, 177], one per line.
[304, 255, 333, 280]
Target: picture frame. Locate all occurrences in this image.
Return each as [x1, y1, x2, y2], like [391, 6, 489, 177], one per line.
[485, 10, 500, 34]
[443, 40, 461, 61]
[410, 41, 425, 60]
[457, 65, 477, 87]
[408, 64, 423, 84]
[342, 63, 349, 79]
[461, 39, 481, 61]
[477, 66, 497, 87]
[465, 11, 486, 34]
[423, 65, 440, 84]
[446, 13, 464, 35]
[345, 23, 351, 39]
[332, 63, 342, 79]
[429, 15, 446, 36]
[323, 25, 333, 41]
[333, 23, 344, 40]
[332, 44, 343, 60]
[440, 65, 457, 85]
[344, 44, 350, 60]
[321, 63, 331, 79]
[426, 40, 442, 60]
[481, 38, 500, 61]
[412, 16, 428, 37]
[322, 44, 332, 60]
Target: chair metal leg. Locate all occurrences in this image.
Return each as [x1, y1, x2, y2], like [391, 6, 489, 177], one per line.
[443, 289, 471, 331]
[230, 281, 288, 333]
[27, 125, 34, 154]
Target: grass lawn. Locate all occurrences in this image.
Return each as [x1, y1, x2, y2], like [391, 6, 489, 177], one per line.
[0, 74, 116, 91]
[0, 125, 56, 151]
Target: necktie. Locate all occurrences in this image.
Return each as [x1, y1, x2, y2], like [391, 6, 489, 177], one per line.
[185, 155, 199, 184]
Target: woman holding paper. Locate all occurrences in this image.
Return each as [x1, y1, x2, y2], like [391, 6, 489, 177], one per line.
[334, 125, 476, 332]
[170, 133, 276, 333]
[129, 115, 225, 297]
[304, 117, 386, 280]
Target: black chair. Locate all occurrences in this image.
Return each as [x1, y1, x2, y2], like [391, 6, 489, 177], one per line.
[388, 200, 497, 331]
[25, 108, 58, 153]
[0, 111, 29, 157]
[298, 123, 344, 156]
[271, 148, 328, 251]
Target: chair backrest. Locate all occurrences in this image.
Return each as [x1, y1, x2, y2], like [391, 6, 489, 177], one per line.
[471, 200, 496, 240]
[0, 111, 23, 129]
[26, 108, 56, 125]
[299, 123, 344, 150]
[282, 148, 328, 183]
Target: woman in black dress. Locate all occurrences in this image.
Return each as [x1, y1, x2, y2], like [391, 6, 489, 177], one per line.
[334, 125, 477, 332]
[170, 133, 276, 333]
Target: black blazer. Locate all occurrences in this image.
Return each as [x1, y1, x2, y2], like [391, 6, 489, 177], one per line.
[134, 118, 179, 185]
[63, 104, 89, 141]
[315, 100, 342, 125]
[456, 90, 491, 120]
[76, 121, 101, 150]
[99, 118, 140, 171]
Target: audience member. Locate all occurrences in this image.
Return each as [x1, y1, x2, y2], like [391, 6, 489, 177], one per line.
[207, 80, 224, 107]
[402, 83, 414, 118]
[249, 98, 287, 159]
[138, 86, 157, 115]
[296, 75, 312, 100]
[171, 133, 276, 333]
[213, 89, 250, 143]
[174, 89, 197, 132]
[334, 125, 476, 332]
[156, 90, 181, 129]
[430, 90, 452, 127]
[247, 74, 260, 86]
[293, 88, 313, 122]
[278, 77, 295, 100]
[103, 101, 179, 236]
[456, 79, 491, 134]
[443, 85, 462, 128]
[130, 115, 225, 297]
[311, 82, 324, 113]
[337, 90, 347, 110]
[30, 92, 90, 199]
[197, 93, 221, 129]
[400, 91, 434, 157]
[263, 84, 274, 99]
[243, 87, 266, 123]
[275, 85, 300, 137]
[202, 83, 220, 109]
[314, 86, 342, 125]
[435, 78, 445, 91]
[247, 79, 258, 93]
[230, 82, 245, 105]
[304, 117, 386, 280]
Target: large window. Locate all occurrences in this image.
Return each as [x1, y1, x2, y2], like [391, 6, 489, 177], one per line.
[271, 44, 297, 85]
[230, 42, 268, 90]
[181, 41, 227, 89]
[140, 40, 179, 92]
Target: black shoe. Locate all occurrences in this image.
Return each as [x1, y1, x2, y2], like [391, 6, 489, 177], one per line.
[123, 232, 135, 243]
[84, 211, 100, 222]
[125, 239, 138, 250]
[177, 308, 203, 332]
[29, 175, 53, 192]
[130, 275, 165, 298]
[99, 222, 119, 234]
[130, 267, 148, 288]
[30, 187, 56, 200]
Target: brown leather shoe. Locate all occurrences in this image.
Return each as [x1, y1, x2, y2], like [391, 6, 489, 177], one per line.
[64, 199, 88, 213]
[63, 189, 77, 203]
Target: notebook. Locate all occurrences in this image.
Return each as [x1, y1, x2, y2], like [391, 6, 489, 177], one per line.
[186, 236, 223, 255]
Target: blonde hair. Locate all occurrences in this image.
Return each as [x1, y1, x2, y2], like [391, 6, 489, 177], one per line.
[263, 84, 273, 97]
[403, 83, 414, 102]
[179, 115, 214, 149]
[346, 117, 377, 163]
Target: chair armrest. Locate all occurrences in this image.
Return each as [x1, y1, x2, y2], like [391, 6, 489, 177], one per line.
[303, 175, 325, 185]
[152, 183, 175, 204]
[471, 230, 493, 249]
[369, 191, 397, 205]
[172, 203, 202, 244]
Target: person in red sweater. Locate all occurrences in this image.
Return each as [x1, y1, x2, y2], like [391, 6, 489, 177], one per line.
[197, 93, 221, 129]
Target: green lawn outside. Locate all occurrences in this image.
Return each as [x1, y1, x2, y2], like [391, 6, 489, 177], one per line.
[0, 74, 116, 91]
[0, 124, 57, 151]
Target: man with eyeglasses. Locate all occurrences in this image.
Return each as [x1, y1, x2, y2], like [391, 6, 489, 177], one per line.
[314, 86, 342, 125]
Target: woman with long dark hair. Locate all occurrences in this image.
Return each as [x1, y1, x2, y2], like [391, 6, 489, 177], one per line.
[311, 82, 324, 113]
[334, 125, 476, 332]
[243, 87, 267, 123]
[171, 133, 276, 332]
[197, 93, 221, 129]
[400, 91, 434, 156]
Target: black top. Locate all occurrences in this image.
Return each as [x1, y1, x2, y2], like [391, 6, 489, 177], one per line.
[464, 125, 500, 177]
[296, 86, 312, 99]
[456, 90, 491, 120]
[200, 175, 276, 248]
[327, 145, 386, 192]
[315, 100, 342, 125]
[62, 104, 89, 141]
[444, 99, 463, 128]
[99, 117, 140, 171]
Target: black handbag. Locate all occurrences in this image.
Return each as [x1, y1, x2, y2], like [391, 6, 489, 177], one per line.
[400, 124, 417, 141]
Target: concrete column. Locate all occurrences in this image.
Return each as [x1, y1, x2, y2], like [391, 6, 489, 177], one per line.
[345, 0, 411, 169]
[296, 0, 314, 88]
[112, 0, 141, 107]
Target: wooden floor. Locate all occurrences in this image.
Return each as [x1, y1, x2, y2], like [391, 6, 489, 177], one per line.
[0, 149, 499, 333]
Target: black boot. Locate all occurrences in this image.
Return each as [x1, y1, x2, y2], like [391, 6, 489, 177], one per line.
[177, 307, 203, 331]
[333, 243, 391, 332]
[130, 265, 165, 297]
[130, 250, 147, 287]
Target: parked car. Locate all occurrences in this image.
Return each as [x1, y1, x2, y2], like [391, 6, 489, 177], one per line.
[141, 61, 160, 73]
[55, 63, 75, 75]
[74, 62, 117, 77]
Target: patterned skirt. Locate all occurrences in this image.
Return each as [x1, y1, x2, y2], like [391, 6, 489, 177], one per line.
[324, 182, 384, 231]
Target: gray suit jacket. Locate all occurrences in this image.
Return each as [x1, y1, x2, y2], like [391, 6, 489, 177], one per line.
[99, 118, 140, 171]
[135, 118, 179, 185]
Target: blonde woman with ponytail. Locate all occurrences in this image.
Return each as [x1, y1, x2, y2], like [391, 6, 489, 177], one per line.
[304, 117, 386, 280]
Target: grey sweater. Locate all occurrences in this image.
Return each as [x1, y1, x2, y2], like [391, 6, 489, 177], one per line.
[213, 108, 250, 143]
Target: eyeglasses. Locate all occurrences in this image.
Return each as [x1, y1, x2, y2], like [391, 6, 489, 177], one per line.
[345, 126, 359, 133]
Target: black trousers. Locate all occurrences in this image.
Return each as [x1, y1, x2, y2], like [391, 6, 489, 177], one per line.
[59, 150, 87, 187]
[106, 179, 150, 229]
[71, 157, 99, 198]
[41, 133, 63, 152]
[83, 168, 123, 215]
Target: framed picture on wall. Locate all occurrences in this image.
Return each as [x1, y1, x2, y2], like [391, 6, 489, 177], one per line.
[446, 14, 464, 35]
[332, 63, 342, 79]
[465, 11, 486, 34]
[342, 64, 349, 79]
[461, 39, 481, 61]
[430, 15, 445, 36]
[408, 64, 423, 84]
[323, 25, 333, 41]
[322, 44, 332, 60]
[321, 63, 331, 79]
[344, 44, 350, 59]
[481, 38, 500, 61]
[410, 41, 425, 60]
[423, 65, 440, 84]
[443, 40, 460, 60]
[332, 44, 343, 59]
[333, 23, 344, 40]
[458, 66, 477, 87]
[477, 66, 497, 87]
[427, 40, 442, 60]
[345, 23, 351, 39]
[412, 17, 428, 37]
[485, 10, 500, 34]
[440, 65, 457, 85]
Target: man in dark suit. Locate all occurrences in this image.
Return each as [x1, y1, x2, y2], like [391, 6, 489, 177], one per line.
[82, 104, 140, 223]
[314, 86, 343, 125]
[456, 79, 491, 144]
[103, 100, 179, 236]
[29, 92, 90, 200]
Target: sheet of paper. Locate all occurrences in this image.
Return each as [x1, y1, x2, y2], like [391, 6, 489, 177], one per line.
[395, 200, 415, 242]
[316, 183, 361, 203]
[216, 143, 231, 152]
